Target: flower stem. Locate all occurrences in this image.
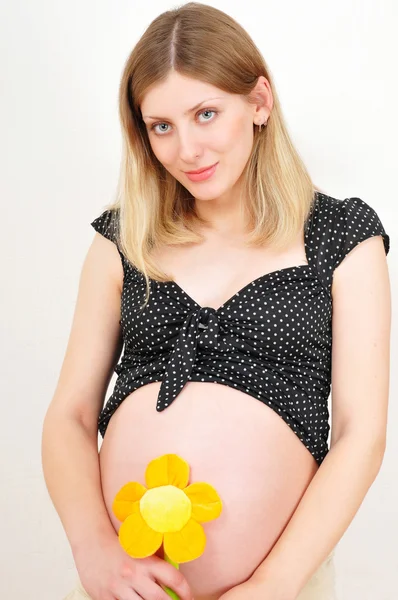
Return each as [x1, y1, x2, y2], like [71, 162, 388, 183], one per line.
[162, 550, 181, 600]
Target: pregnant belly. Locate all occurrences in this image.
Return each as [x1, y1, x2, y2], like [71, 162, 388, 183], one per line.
[99, 381, 319, 600]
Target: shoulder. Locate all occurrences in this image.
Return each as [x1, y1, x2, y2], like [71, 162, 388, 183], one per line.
[306, 191, 390, 290]
[313, 192, 389, 259]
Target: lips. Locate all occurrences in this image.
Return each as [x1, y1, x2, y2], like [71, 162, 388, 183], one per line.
[185, 162, 218, 174]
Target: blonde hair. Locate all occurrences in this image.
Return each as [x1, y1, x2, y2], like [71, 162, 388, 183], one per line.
[103, 2, 322, 307]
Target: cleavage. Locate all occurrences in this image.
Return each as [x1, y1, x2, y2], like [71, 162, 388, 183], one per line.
[152, 230, 308, 310]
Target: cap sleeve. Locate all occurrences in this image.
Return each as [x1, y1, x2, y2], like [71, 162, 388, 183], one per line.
[90, 209, 120, 244]
[90, 208, 131, 274]
[332, 197, 390, 270]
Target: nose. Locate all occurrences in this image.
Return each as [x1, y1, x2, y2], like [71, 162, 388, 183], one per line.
[176, 127, 203, 163]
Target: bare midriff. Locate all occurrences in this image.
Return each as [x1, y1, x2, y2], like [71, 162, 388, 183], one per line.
[99, 381, 319, 600]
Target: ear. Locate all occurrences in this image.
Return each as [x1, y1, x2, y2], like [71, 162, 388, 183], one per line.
[250, 75, 273, 121]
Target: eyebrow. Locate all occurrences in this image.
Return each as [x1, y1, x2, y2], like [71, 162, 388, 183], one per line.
[142, 97, 224, 121]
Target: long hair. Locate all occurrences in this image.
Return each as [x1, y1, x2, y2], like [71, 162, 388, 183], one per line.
[104, 2, 322, 307]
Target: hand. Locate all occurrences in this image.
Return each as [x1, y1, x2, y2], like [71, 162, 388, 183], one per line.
[218, 576, 265, 600]
[218, 571, 294, 600]
[72, 529, 194, 600]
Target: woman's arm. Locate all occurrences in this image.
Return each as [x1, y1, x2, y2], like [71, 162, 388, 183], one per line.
[41, 232, 124, 555]
[42, 412, 117, 554]
[250, 235, 391, 599]
[249, 434, 385, 600]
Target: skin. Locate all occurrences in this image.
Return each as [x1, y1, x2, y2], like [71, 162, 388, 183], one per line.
[140, 71, 273, 237]
[98, 73, 321, 599]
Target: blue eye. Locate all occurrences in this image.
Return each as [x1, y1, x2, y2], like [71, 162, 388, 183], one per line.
[150, 109, 218, 136]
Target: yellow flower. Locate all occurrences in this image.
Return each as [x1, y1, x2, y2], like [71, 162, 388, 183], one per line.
[112, 453, 223, 564]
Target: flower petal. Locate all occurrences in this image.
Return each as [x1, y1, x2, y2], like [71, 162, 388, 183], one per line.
[119, 512, 163, 558]
[112, 481, 147, 522]
[184, 482, 223, 522]
[145, 454, 190, 490]
[163, 519, 206, 563]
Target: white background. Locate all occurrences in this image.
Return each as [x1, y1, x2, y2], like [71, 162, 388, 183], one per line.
[1, 1, 397, 598]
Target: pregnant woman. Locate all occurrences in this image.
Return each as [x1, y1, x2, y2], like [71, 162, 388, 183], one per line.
[42, 4, 391, 600]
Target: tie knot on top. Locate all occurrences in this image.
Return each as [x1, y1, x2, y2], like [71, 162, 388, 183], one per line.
[196, 307, 220, 350]
[197, 306, 216, 330]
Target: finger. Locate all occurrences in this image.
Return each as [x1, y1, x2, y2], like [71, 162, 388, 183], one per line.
[154, 566, 193, 600]
[135, 577, 174, 600]
[116, 590, 143, 600]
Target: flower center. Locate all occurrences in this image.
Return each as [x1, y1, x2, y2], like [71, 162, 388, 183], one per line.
[140, 485, 192, 533]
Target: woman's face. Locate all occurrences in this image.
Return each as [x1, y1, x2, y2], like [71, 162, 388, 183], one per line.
[140, 72, 267, 202]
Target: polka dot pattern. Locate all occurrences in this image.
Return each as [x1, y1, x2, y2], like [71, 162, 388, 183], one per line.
[90, 192, 390, 466]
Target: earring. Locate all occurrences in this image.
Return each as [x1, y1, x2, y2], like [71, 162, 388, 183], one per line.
[258, 118, 268, 132]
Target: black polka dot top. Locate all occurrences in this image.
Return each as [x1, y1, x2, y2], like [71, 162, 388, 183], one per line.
[90, 192, 390, 466]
